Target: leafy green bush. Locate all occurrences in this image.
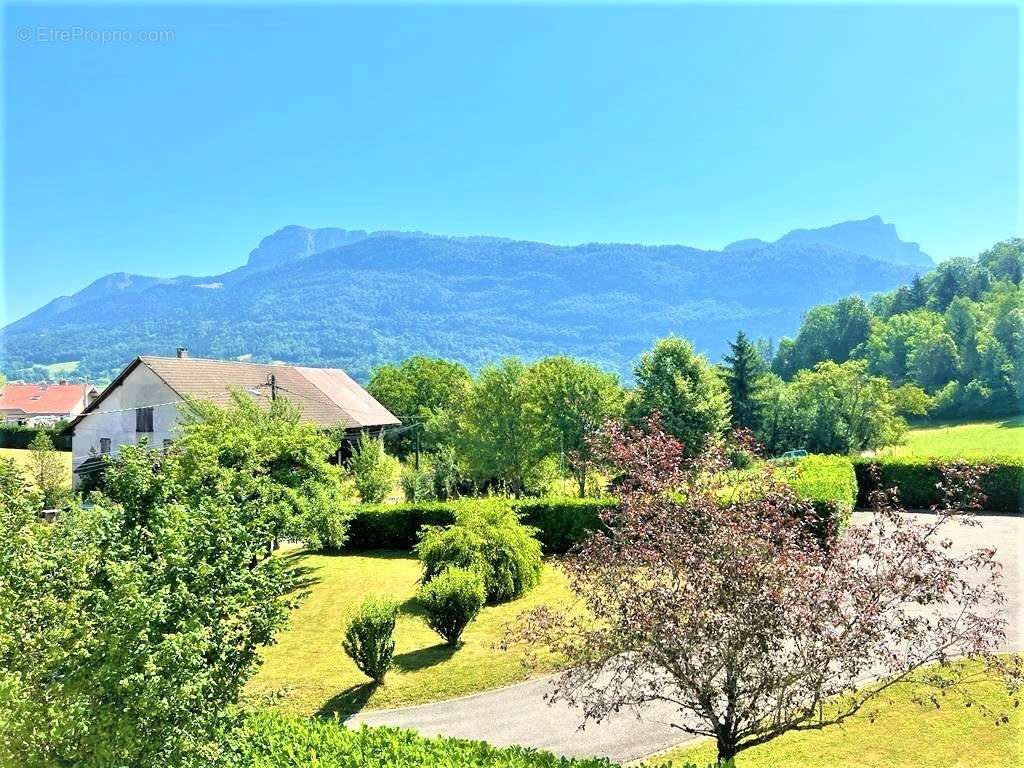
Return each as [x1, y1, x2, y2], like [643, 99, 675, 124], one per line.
[291, 502, 352, 551]
[342, 596, 399, 684]
[430, 444, 465, 500]
[786, 454, 858, 540]
[348, 433, 398, 504]
[416, 503, 543, 604]
[853, 456, 1024, 513]
[345, 496, 614, 553]
[401, 464, 436, 502]
[235, 711, 622, 768]
[27, 432, 71, 510]
[727, 446, 756, 470]
[417, 566, 486, 646]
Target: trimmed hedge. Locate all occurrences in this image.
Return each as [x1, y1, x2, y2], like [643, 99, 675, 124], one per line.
[236, 713, 627, 768]
[853, 456, 1024, 514]
[345, 460, 871, 553]
[345, 497, 615, 554]
[0, 423, 71, 451]
[788, 455, 858, 537]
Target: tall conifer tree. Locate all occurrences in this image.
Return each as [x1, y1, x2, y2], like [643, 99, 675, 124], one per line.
[723, 330, 766, 430]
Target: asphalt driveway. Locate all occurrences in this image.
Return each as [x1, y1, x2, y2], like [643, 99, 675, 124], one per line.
[349, 512, 1023, 763]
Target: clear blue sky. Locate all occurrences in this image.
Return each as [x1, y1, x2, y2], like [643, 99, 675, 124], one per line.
[3, 2, 1020, 324]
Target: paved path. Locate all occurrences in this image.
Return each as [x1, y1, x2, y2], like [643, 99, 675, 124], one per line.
[349, 513, 1023, 764]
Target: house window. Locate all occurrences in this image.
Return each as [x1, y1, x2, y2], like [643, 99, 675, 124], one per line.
[100, 438, 111, 454]
[136, 406, 154, 433]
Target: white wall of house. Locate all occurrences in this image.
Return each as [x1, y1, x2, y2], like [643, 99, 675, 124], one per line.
[71, 365, 183, 487]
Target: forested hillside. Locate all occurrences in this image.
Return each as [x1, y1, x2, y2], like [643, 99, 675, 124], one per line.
[771, 239, 1024, 419]
[1, 218, 921, 383]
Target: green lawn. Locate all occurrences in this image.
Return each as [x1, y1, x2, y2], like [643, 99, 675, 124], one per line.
[881, 417, 1024, 458]
[0, 447, 72, 483]
[645, 660, 1022, 768]
[246, 549, 573, 717]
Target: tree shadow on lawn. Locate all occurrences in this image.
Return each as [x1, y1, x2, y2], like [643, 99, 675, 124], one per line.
[398, 594, 427, 617]
[392, 642, 458, 673]
[316, 681, 377, 719]
[278, 550, 322, 596]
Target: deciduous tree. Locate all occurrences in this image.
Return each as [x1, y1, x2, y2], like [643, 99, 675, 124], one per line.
[511, 418, 1019, 764]
[459, 358, 547, 496]
[27, 431, 70, 510]
[177, 392, 353, 550]
[367, 356, 473, 457]
[525, 356, 624, 495]
[628, 337, 729, 456]
[0, 444, 293, 767]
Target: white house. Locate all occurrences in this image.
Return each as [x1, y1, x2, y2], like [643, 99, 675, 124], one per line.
[68, 350, 400, 487]
[0, 380, 98, 426]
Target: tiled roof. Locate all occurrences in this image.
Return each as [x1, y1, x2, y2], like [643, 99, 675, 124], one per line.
[82, 356, 399, 430]
[0, 382, 92, 415]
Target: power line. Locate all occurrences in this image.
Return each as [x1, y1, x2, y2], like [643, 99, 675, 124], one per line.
[69, 399, 187, 418]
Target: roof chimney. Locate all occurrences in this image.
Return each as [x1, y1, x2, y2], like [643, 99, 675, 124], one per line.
[176, 347, 189, 359]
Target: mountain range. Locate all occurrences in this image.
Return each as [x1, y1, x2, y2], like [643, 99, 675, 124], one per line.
[1, 216, 930, 383]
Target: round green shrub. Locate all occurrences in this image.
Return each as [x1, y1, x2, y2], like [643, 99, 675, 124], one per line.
[417, 566, 486, 646]
[415, 503, 543, 604]
[342, 596, 399, 684]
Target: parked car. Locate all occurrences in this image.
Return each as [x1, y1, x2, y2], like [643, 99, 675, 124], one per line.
[770, 449, 808, 464]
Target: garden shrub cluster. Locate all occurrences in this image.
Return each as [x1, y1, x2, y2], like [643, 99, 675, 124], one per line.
[346, 497, 614, 553]
[235, 712, 626, 768]
[416, 503, 543, 604]
[854, 456, 1024, 513]
[787, 454, 858, 537]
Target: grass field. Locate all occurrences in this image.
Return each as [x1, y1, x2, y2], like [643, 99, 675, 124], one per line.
[35, 360, 80, 376]
[0, 447, 72, 484]
[881, 416, 1024, 458]
[645, 659, 1022, 768]
[245, 550, 573, 717]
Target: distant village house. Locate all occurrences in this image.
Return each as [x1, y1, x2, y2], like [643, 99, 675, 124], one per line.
[67, 349, 400, 488]
[0, 380, 99, 426]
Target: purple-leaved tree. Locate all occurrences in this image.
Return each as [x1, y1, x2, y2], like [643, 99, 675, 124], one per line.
[510, 416, 1020, 764]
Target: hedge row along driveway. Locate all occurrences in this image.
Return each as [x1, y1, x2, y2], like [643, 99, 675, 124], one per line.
[344, 457, 860, 555]
[854, 456, 1024, 513]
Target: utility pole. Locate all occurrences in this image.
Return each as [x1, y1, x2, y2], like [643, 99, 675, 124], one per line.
[414, 422, 421, 470]
[267, 373, 277, 401]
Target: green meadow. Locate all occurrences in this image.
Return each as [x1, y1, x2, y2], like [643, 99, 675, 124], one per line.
[882, 417, 1024, 458]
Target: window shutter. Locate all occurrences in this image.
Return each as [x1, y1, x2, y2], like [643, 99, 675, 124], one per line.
[136, 407, 154, 433]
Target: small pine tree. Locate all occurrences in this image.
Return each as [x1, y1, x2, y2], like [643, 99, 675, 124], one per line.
[28, 432, 70, 510]
[723, 331, 767, 431]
